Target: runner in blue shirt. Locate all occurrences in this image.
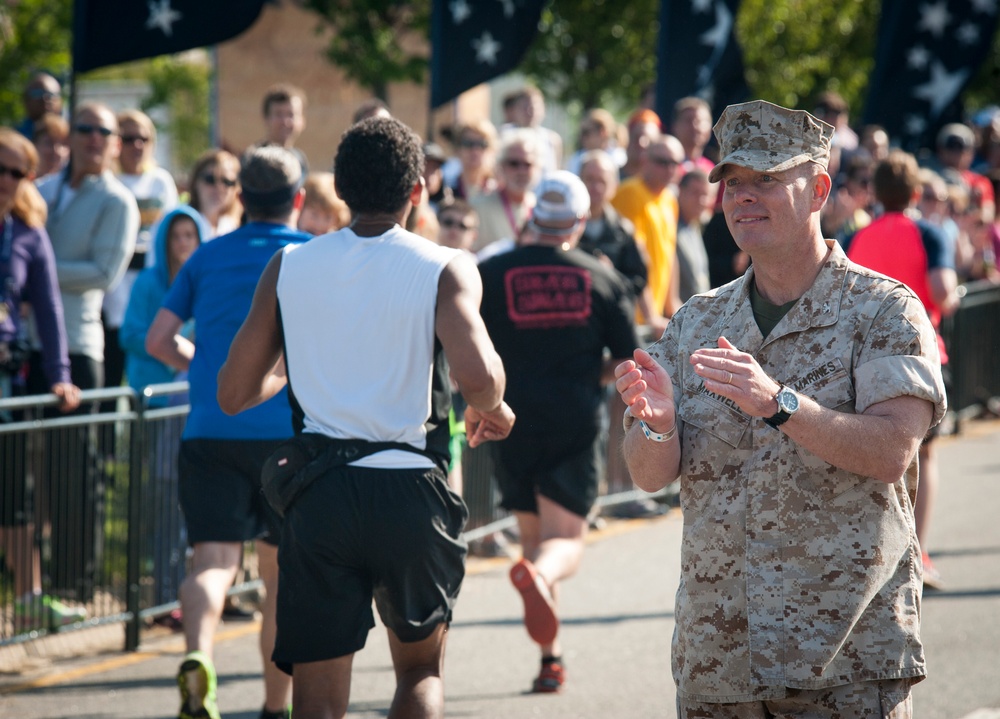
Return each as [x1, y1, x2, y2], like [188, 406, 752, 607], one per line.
[147, 146, 311, 719]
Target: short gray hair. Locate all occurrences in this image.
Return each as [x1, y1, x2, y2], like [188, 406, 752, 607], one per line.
[239, 145, 303, 220]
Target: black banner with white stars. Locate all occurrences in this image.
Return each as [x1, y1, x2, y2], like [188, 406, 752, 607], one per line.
[863, 0, 1000, 151]
[430, 0, 547, 108]
[73, 0, 269, 73]
[655, 0, 749, 123]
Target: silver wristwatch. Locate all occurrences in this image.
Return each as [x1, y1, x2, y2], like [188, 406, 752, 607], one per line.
[764, 384, 799, 428]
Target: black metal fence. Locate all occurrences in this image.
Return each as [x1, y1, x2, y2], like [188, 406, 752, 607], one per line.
[940, 280, 1000, 427]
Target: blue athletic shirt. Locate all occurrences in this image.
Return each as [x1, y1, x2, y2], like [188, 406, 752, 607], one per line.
[162, 222, 311, 440]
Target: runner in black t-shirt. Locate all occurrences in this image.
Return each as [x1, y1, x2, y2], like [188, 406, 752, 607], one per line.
[478, 171, 640, 694]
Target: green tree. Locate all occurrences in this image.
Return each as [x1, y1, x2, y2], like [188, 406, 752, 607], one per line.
[736, 0, 880, 121]
[0, 0, 72, 126]
[142, 56, 211, 177]
[520, 0, 659, 115]
[301, 0, 430, 101]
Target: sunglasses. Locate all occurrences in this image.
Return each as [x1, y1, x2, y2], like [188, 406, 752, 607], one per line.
[503, 158, 533, 169]
[648, 155, 679, 167]
[0, 163, 28, 181]
[121, 135, 150, 146]
[200, 174, 237, 187]
[74, 124, 115, 138]
[26, 89, 59, 100]
[460, 139, 489, 150]
[440, 217, 474, 230]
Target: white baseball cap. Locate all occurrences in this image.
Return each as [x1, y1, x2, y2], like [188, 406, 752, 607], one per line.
[530, 170, 590, 234]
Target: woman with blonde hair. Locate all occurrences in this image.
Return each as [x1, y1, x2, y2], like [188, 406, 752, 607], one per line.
[445, 118, 499, 202]
[0, 127, 83, 631]
[32, 113, 70, 179]
[188, 149, 243, 238]
[105, 109, 178, 403]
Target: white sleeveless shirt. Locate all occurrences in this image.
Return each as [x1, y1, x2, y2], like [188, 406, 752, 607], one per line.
[276, 225, 460, 468]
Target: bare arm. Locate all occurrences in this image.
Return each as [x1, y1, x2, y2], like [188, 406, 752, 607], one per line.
[146, 307, 194, 372]
[436, 253, 514, 446]
[690, 337, 933, 484]
[615, 348, 682, 492]
[929, 267, 960, 318]
[217, 253, 287, 415]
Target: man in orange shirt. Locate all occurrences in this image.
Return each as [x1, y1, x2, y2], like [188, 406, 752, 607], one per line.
[611, 134, 685, 334]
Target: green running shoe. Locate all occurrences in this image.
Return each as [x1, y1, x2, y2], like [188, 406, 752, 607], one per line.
[177, 650, 220, 719]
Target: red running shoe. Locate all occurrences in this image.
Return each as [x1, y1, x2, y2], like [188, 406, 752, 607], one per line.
[532, 658, 565, 693]
[922, 552, 945, 590]
[509, 558, 559, 645]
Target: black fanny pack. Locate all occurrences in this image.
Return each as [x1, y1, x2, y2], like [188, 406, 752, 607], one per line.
[261, 433, 437, 518]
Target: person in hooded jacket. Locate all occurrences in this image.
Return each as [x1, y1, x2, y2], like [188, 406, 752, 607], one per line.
[121, 205, 206, 612]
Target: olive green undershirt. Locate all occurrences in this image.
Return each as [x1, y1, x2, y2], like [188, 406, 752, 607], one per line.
[750, 279, 798, 339]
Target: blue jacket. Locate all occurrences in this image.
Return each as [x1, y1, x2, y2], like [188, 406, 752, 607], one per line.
[120, 206, 206, 407]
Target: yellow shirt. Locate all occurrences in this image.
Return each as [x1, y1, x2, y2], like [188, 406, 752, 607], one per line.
[611, 177, 678, 319]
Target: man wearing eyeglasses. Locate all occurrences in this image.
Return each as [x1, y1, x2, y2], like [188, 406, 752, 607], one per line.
[16, 72, 63, 141]
[470, 129, 539, 258]
[30, 101, 139, 601]
[612, 134, 686, 330]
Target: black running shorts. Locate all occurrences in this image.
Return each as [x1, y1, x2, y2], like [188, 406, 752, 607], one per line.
[493, 428, 603, 518]
[178, 438, 285, 546]
[272, 464, 468, 673]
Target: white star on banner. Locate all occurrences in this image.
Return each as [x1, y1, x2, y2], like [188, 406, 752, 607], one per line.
[499, 0, 515, 19]
[691, 0, 713, 13]
[472, 31, 501, 65]
[913, 61, 969, 117]
[700, 1, 732, 47]
[907, 45, 930, 69]
[146, 0, 181, 36]
[971, 0, 998, 13]
[696, 2, 733, 87]
[450, 0, 471, 24]
[918, 1, 951, 37]
[956, 21, 980, 44]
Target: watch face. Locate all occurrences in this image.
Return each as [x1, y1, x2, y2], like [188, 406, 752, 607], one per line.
[778, 388, 799, 413]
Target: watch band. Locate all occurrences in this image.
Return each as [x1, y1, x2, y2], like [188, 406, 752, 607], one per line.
[763, 384, 795, 428]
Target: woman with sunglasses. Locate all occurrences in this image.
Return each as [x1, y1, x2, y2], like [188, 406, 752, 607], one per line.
[104, 110, 179, 409]
[444, 118, 499, 202]
[188, 149, 243, 238]
[0, 127, 84, 632]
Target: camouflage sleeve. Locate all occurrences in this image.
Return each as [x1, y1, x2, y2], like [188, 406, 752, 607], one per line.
[854, 288, 947, 427]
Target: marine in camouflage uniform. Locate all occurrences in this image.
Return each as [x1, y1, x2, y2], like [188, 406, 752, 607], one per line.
[616, 101, 946, 717]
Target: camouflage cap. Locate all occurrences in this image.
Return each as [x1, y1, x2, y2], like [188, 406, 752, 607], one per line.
[708, 100, 834, 183]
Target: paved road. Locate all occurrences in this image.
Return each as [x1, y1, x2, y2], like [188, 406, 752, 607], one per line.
[2, 422, 999, 718]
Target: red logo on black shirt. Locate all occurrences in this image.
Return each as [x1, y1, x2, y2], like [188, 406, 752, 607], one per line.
[504, 266, 592, 329]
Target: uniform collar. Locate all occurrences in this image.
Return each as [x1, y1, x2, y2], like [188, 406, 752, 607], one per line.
[718, 240, 848, 352]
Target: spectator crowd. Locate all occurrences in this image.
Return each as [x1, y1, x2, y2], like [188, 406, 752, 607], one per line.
[2, 71, 999, 718]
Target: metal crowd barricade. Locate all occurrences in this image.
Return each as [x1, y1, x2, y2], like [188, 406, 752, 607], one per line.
[1, 387, 138, 647]
[940, 279, 1000, 429]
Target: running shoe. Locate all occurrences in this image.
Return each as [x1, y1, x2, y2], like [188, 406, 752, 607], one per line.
[13, 594, 87, 632]
[509, 558, 559, 645]
[259, 707, 291, 719]
[177, 650, 221, 719]
[531, 657, 566, 693]
[921, 552, 945, 591]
